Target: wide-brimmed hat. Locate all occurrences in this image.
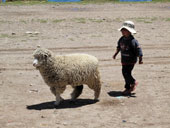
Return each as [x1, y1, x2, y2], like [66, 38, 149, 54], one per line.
[118, 21, 136, 34]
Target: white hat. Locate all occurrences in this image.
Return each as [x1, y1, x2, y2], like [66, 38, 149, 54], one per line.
[118, 21, 136, 34]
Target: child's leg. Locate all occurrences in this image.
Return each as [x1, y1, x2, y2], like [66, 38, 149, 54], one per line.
[128, 65, 135, 85]
[122, 65, 135, 89]
[122, 65, 130, 89]
[125, 64, 138, 92]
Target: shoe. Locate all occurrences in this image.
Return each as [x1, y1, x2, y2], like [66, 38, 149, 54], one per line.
[122, 89, 131, 95]
[130, 81, 138, 92]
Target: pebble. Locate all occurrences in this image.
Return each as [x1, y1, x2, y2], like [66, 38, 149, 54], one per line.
[122, 120, 127, 123]
[29, 89, 38, 93]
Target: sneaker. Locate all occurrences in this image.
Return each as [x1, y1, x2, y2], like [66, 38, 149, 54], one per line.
[130, 81, 138, 92]
[122, 89, 131, 95]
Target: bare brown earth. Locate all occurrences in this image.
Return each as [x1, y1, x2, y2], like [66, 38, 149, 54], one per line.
[0, 3, 170, 128]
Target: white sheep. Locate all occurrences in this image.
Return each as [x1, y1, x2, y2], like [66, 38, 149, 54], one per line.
[33, 47, 101, 106]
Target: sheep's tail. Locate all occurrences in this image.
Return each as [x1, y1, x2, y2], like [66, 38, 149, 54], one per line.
[94, 68, 101, 100]
[86, 67, 101, 100]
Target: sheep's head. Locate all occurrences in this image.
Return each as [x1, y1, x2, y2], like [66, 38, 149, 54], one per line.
[33, 47, 52, 69]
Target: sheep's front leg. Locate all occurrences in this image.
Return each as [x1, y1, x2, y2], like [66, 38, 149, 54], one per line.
[50, 86, 65, 106]
[50, 87, 57, 96]
[54, 93, 63, 106]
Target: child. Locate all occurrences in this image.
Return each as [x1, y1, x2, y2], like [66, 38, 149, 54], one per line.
[113, 21, 143, 95]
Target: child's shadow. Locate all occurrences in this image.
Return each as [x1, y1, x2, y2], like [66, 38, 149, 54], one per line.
[108, 91, 136, 98]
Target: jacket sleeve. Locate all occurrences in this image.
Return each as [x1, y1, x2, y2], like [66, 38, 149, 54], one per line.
[117, 37, 123, 50]
[132, 39, 143, 57]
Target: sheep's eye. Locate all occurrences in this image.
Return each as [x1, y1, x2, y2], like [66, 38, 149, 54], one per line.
[36, 56, 40, 60]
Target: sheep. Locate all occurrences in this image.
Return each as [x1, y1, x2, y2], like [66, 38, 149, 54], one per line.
[33, 47, 101, 106]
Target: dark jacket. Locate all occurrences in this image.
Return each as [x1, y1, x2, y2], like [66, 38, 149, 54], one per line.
[117, 35, 143, 65]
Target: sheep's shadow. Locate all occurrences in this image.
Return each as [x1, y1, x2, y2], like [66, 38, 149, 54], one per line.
[26, 99, 98, 110]
[108, 91, 136, 98]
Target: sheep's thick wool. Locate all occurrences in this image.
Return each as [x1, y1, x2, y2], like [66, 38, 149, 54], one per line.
[33, 47, 101, 106]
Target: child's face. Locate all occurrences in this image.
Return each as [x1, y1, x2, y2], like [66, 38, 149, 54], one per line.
[121, 28, 131, 37]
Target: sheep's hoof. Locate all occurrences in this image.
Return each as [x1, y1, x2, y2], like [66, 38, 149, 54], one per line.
[94, 98, 99, 102]
[70, 97, 76, 101]
[54, 98, 64, 106]
[54, 101, 61, 106]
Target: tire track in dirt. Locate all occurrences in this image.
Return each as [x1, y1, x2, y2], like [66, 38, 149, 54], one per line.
[0, 46, 112, 54]
[0, 45, 170, 71]
[143, 44, 170, 49]
[0, 44, 170, 54]
[1, 56, 170, 71]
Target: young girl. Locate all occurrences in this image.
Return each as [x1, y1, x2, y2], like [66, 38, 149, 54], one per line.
[113, 21, 143, 95]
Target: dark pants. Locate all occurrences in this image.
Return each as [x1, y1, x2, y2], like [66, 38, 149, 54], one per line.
[122, 64, 135, 89]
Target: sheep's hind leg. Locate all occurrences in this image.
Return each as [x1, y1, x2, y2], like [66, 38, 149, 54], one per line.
[94, 86, 101, 100]
[50, 87, 57, 96]
[71, 85, 83, 101]
[93, 80, 101, 100]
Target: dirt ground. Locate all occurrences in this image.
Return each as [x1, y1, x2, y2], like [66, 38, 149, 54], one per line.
[0, 2, 170, 128]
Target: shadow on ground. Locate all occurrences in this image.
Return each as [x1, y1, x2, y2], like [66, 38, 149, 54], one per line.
[26, 99, 98, 110]
[107, 91, 136, 98]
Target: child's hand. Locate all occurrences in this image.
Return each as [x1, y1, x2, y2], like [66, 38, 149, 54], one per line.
[139, 56, 143, 64]
[139, 61, 143, 64]
[113, 49, 120, 59]
[113, 54, 116, 59]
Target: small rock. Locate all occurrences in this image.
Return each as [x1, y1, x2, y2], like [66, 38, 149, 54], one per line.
[63, 122, 68, 126]
[41, 116, 45, 118]
[122, 120, 127, 123]
[11, 32, 16, 35]
[26, 31, 33, 34]
[34, 31, 40, 35]
[29, 89, 38, 93]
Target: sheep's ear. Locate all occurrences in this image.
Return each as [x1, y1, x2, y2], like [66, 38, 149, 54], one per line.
[49, 53, 51, 57]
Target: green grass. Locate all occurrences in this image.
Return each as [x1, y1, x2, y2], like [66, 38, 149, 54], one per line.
[1, 0, 170, 6]
[151, 0, 170, 2]
[165, 18, 170, 21]
[0, 0, 47, 5]
[0, 33, 18, 38]
[37, 19, 48, 23]
[130, 17, 163, 23]
[20, 20, 27, 24]
[68, 38, 74, 41]
[1, 17, 170, 25]
[0, 34, 9, 38]
[52, 19, 66, 23]
[89, 18, 104, 23]
[0, 20, 5, 23]
[0, 0, 117, 5]
[74, 18, 86, 23]
[134, 17, 152, 23]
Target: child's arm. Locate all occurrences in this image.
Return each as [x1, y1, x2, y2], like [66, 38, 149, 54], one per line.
[132, 39, 143, 64]
[139, 56, 143, 64]
[113, 37, 122, 59]
[137, 45, 143, 64]
[113, 48, 120, 59]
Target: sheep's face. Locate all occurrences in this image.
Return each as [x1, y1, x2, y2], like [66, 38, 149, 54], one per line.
[33, 48, 52, 69]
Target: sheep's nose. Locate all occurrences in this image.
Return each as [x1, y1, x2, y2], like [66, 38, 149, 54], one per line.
[33, 59, 38, 67]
